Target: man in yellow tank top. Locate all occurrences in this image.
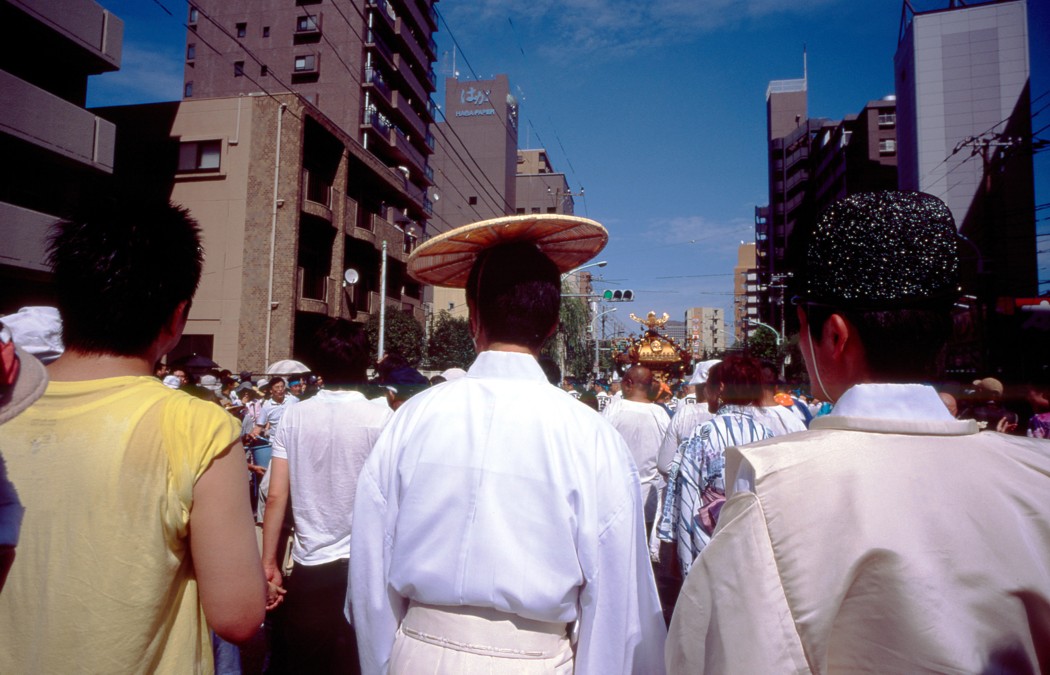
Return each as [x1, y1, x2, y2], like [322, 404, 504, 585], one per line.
[0, 199, 266, 673]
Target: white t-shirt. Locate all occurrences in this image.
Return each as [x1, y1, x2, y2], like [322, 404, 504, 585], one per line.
[271, 389, 390, 566]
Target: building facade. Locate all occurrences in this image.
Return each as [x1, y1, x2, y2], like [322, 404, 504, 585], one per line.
[757, 76, 900, 334]
[428, 74, 519, 318]
[895, 0, 1036, 300]
[1, 0, 123, 312]
[97, 94, 425, 372]
[515, 148, 575, 216]
[684, 307, 725, 360]
[733, 242, 759, 345]
[183, 0, 436, 223]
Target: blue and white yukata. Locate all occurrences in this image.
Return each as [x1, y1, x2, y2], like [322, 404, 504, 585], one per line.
[656, 405, 774, 576]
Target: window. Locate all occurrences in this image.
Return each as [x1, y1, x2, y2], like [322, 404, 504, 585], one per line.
[177, 140, 221, 172]
[879, 139, 896, 155]
[296, 15, 318, 32]
[515, 207, 525, 214]
[878, 112, 896, 127]
[531, 207, 540, 214]
[236, 22, 247, 38]
[467, 196, 477, 205]
[261, 64, 268, 76]
[294, 54, 316, 72]
[262, 26, 270, 37]
[547, 207, 557, 213]
[184, 81, 193, 97]
[234, 61, 244, 77]
[186, 43, 195, 60]
[188, 6, 198, 23]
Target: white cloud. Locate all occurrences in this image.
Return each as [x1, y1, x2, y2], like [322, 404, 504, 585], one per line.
[87, 43, 185, 107]
[447, 0, 841, 58]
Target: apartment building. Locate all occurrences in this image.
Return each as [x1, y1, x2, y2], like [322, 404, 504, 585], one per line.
[97, 93, 425, 372]
[1, 0, 123, 312]
[684, 306, 725, 360]
[183, 0, 436, 214]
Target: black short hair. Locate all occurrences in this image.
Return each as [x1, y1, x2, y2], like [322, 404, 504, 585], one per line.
[803, 304, 951, 382]
[47, 200, 203, 357]
[311, 318, 370, 385]
[465, 242, 560, 351]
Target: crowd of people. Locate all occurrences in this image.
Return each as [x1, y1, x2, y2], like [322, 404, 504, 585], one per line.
[1, 191, 1049, 674]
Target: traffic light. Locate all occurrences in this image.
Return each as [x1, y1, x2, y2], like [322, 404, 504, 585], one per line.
[602, 289, 634, 302]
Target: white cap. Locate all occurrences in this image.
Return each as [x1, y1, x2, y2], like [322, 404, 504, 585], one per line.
[0, 307, 64, 364]
[162, 375, 181, 389]
[440, 367, 467, 381]
[688, 359, 721, 386]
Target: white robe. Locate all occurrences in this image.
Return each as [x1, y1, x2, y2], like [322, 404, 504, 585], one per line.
[603, 399, 670, 521]
[350, 351, 666, 674]
[668, 383, 1050, 673]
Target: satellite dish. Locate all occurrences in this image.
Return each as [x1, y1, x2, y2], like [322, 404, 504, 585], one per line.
[343, 268, 360, 285]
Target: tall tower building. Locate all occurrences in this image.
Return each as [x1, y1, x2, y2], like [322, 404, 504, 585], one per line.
[183, 0, 437, 226]
[428, 74, 519, 318]
[733, 242, 758, 345]
[895, 0, 1036, 300]
[430, 75, 518, 231]
[759, 71, 820, 334]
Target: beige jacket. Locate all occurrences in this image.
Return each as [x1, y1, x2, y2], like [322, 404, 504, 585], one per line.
[667, 383, 1050, 674]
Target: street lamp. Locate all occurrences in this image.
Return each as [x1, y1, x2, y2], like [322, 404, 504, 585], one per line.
[744, 317, 786, 379]
[561, 260, 607, 280]
[744, 317, 782, 345]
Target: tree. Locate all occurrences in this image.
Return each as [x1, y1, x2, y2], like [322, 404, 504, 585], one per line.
[542, 293, 592, 381]
[427, 310, 476, 370]
[366, 308, 425, 366]
[743, 326, 780, 364]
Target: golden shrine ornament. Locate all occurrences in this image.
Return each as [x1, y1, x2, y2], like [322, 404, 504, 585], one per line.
[612, 311, 692, 384]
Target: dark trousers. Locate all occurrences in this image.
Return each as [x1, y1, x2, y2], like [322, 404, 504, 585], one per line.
[267, 558, 360, 675]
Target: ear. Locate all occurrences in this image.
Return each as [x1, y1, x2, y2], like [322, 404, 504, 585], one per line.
[154, 300, 190, 357]
[821, 313, 853, 362]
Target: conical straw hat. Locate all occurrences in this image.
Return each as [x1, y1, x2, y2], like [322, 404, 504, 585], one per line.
[408, 214, 608, 288]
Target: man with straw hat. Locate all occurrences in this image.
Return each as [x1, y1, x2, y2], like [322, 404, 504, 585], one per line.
[666, 191, 1050, 673]
[350, 214, 666, 673]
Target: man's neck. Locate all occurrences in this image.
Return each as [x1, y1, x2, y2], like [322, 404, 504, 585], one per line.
[46, 349, 152, 382]
[483, 342, 535, 355]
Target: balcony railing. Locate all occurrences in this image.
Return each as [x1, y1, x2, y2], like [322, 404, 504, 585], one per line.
[366, 28, 394, 64]
[363, 106, 393, 138]
[364, 66, 391, 101]
[367, 0, 395, 26]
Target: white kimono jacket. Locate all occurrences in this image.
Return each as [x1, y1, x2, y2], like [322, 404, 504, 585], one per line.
[667, 383, 1050, 673]
[350, 351, 667, 674]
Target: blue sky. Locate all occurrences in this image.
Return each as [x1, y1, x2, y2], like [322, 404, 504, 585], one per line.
[88, 0, 1049, 335]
